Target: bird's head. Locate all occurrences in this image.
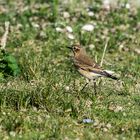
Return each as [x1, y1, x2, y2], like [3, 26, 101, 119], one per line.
[68, 43, 82, 56]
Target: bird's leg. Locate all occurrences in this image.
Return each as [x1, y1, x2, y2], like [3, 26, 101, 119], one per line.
[93, 79, 97, 95]
[98, 78, 102, 93]
[81, 79, 90, 91]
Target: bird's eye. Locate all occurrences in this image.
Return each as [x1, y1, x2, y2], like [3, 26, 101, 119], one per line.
[74, 47, 79, 51]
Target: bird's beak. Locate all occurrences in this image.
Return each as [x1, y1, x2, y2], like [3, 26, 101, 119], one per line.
[67, 46, 73, 50]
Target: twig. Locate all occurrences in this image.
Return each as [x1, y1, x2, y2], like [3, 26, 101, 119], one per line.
[0, 21, 10, 50]
[100, 38, 109, 66]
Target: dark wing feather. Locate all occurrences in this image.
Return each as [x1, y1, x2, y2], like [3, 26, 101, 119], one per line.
[74, 58, 118, 80]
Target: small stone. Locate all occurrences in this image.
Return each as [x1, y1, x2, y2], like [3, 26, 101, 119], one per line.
[56, 27, 63, 32]
[40, 31, 46, 38]
[106, 123, 112, 129]
[103, 0, 110, 10]
[119, 44, 124, 51]
[63, 11, 70, 18]
[66, 26, 73, 33]
[88, 11, 94, 17]
[134, 48, 140, 54]
[114, 106, 123, 112]
[89, 44, 95, 50]
[82, 24, 94, 32]
[103, 127, 108, 132]
[32, 23, 39, 28]
[83, 118, 94, 123]
[67, 33, 74, 40]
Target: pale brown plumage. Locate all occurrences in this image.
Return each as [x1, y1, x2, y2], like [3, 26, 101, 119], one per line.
[68, 43, 118, 80]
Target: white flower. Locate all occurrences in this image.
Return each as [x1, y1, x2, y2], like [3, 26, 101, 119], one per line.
[88, 11, 94, 17]
[2, 112, 6, 115]
[103, 0, 110, 5]
[56, 27, 63, 32]
[10, 131, 16, 137]
[65, 86, 70, 91]
[89, 44, 95, 50]
[66, 26, 73, 33]
[125, 3, 130, 9]
[82, 24, 94, 32]
[67, 33, 74, 40]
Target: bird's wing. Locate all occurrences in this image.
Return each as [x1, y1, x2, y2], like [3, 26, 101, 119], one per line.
[74, 61, 103, 75]
[74, 59, 118, 80]
[74, 54, 101, 69]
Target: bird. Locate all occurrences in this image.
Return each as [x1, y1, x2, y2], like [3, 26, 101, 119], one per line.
[68, 43, 118, 94]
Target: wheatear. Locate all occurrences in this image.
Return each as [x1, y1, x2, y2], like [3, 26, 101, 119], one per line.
[68, 43, 118, 94]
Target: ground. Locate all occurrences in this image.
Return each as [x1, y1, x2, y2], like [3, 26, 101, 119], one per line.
[0, 0, 140, 139]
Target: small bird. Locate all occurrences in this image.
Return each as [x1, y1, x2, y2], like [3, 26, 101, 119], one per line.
[68, 43, 118, 93]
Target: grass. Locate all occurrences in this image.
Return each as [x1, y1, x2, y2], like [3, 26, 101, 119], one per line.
[0, 0, 140, 139]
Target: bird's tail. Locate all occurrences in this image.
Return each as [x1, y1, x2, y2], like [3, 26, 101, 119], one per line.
[103, 70, 118, 80]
